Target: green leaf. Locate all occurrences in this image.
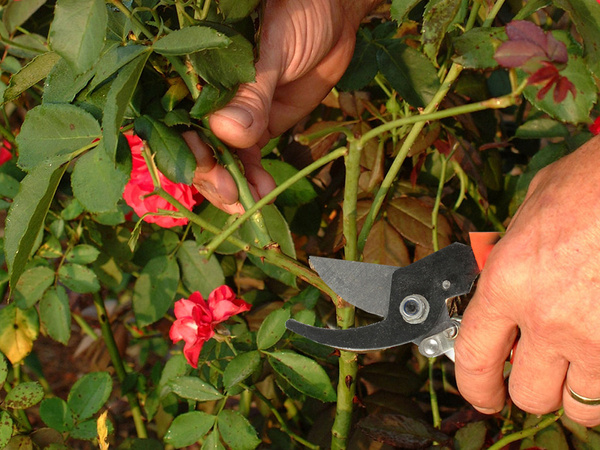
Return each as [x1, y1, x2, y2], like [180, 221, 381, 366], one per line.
[337, 29, 379, 91]
[134, 115, 196, 184]
[67, 372, 113, 421]
[0, 353, 7, 390]
[4, 52, 61, 104]
[257, 308, 290, 350]
[58, 263, 100, 293]
[2, 0, 47, 33]
[15, 104, 101, 171]
[217, 410, 260, 450]
[5, 381, 44, 409]
[202, 431, 225, 450]
[553, 0, 600, 78]
[48, 0, 108, 75]
[452, 28, 504, 69]
[390, 0, 422, 22]
[71, 140, 129, 213]
[454, 421, 487, 450]
[0, 304, 39, 364]
[158, 354, 190, 388]
[223, 351, 261, 390]
[192, 204, 240, 255]
[13, 265, 54, 309]
[0, 411, 13, 448]
[216, 0, 261, 22]
[164, 411, 215, 448]
[39, 398, 74, 433]
[133, 255, 179, 327]
[153, 26, 231, 55]
[166, 376, 223, 402]
[0, 173, 20, 200]
[422, 0, 461, 65]
[176, 241, 225, 298]
[521, 413, 568, 450]
[515, 118, 569, 139]
[242, 205, 297, 287]
[261, 160, 317, 207]
[190, 83, 237, 119]
[521, 54, 596, 124]
[102, 51, 150, 157]
[65, 245, 101, 265]
[190, 25, 255, 89]
[43, 57, 96, 104]
[5, 162, 66, 289]
[377, 40, 441, 108]
[89, 44, 149, 92]
[39, 286, 71, 345]
[70, 418, 113, 441]
[267, 350, 336, 402]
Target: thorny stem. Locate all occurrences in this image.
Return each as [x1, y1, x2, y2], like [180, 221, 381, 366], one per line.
[200, 120, 273, 248]
[156, 188, 339, 300]
[92, 293, 148, 439]
[205, 147, 348, 256]
[330, 139, 362, 450]
[488, 409, 563, 450]
[108, 0, 155, 40]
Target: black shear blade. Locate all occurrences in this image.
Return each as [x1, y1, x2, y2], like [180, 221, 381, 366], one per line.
[309, 257, 397, 317]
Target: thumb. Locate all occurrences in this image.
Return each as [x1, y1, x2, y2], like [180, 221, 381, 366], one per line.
[208, 56, 279, 149]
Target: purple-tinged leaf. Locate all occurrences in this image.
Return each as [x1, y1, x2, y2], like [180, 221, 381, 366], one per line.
[528, 64, 558, 85]
[505, 20, 547, 49]
[553, 76, 576, 103]
[494, 40, 546, 67]
[545, 33, 568, 64]
[358, 413, 450, 449]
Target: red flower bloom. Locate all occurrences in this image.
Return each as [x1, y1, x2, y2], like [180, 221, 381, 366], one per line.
[169, 286, 251, 368]
[590, 117, 600, 135]
[0, 140, 13, 166]
[122, 134, 201, 228]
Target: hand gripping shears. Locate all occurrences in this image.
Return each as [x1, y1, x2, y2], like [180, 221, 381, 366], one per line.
[285, 233, 500, 360]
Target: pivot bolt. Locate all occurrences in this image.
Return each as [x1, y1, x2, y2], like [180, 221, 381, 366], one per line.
[399, 295, 429, 324]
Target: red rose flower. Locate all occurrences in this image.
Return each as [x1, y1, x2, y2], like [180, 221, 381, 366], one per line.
[169, 286, 251, 368]
[0, 140, 13, 166]
[590, 117, 600, 136]
[122, 134, 201, 228]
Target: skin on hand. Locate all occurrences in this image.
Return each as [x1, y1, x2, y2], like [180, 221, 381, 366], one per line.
[455, 134, 600, 426]
[187, 0, 380, 213]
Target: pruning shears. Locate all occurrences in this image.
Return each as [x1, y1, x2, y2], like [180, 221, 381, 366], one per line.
[286, 232, 501, 361]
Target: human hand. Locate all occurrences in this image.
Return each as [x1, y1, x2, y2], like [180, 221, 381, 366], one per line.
[187, 0, 379, 214]
[455, 134, 600, 426]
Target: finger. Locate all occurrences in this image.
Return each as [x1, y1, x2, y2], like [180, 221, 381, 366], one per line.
[208, 42, 280, 149]
[506, 333, 566, 415]
[193, 163, 244, 214]
[237, 145, 277, 199]
[455, 287, 518, 413]
[182, 131, 217, 173]
[564, 361, 600, 427]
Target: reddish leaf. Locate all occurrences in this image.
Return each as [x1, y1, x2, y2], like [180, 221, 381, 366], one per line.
[546, 32, 568, 64]
[553, 75, 576, 103]
[494, 40, 546, 68]
[528, 63, 559, 85]
[536, 78, 555, 100]
[505, 20, 547, 50]
[362, 219, 411, 267]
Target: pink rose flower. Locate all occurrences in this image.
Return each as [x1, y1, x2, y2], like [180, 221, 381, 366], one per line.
[122, 134, 202, 228]
[0, 140, 13, 166]
[169, 286, 251, 368]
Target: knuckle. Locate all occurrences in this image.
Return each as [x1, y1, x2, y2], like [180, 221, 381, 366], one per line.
[508, 382, 559, 415]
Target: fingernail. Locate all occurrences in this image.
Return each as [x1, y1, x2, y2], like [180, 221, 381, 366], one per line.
[474, 406, 499, 415]
[213, 106, 253, 129]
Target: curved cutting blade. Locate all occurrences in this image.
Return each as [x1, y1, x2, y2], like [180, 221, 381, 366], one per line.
[309, 257, 398, 317]
[286, 318, 407, 351]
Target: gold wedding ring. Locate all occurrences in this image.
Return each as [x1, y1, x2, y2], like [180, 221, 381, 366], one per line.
[568, 385, 600, 406]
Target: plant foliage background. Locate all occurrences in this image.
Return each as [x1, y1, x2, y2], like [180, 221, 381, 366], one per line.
[0, 0, 598, 448]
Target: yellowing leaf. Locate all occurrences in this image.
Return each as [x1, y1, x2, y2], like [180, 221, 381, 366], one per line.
[0, 304, 39, 364]
[97, 410, 109, 450]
